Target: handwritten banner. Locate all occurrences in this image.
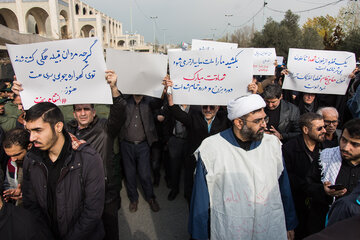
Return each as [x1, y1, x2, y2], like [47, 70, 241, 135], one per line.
[169, 48, 253, 105]
[191, 39, 238, 51]
[106, 48, 167, 98]
[282, 48, 356, 95]
[253, 48, 276, 75]
[276, 56, 284, 66]
[7, 37, 111, 110]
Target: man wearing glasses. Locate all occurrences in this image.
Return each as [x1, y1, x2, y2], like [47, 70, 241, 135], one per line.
[189, 94, 297, 240]
[163, 76, 230, 205]
[282, 112, 326, 239]
[317, 107, 341, 148]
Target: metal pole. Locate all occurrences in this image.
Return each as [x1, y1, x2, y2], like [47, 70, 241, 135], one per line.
[211, 28, 217, 40]
[162, 28, 167, 53]
[225, 14, 233, 42]
[150, 16, 158, 52]
[130, 0, 133, 33]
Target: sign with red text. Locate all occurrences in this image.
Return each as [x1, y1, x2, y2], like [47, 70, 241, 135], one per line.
[106, 48, 167, 98]
[7, 37, 112, 110]
[169, 48, 253, 105]
[253, 48, 276, 75]
[283, 48, 356, 95]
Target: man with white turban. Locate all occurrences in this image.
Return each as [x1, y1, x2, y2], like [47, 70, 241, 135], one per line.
[189, 94, 298, 240]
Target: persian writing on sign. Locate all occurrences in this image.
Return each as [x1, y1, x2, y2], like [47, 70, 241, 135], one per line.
[169, 48, 253, 105]
[7, 37, 112, 109]
[282, 48, 356, 95]
[253, 48, 276, 75]
[106, 48, 167, 98]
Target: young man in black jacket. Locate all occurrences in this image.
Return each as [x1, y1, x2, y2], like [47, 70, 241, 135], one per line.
[22, 102, 105, 240]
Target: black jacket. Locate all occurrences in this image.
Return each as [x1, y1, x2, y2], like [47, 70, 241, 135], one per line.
[0, 201, 50, 240]
[283, 135, 313, 200]
[66, 95, 126, 201]
[22, 133, 105, 240]
[327, 181, 360, 226]
[278, 100, 301, 141]
[304, 215, 360, 240]
[168, 105, 230, 156]
[120, 96, 158, 146]
[282, 134, 322, 238]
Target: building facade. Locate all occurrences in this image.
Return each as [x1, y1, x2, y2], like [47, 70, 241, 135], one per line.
[0, 0, 152, 52]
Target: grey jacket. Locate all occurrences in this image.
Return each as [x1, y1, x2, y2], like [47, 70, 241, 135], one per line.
[278, 99, 301, 141]
[120, 96, 158, 146]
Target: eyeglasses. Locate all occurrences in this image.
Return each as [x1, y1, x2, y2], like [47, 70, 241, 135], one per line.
[202, 105, 216, 111]
[243, 116, 269, 125]
[324, 120, 339, 126]
[74, 107, 92, 112]
[315, 126, 326, 131]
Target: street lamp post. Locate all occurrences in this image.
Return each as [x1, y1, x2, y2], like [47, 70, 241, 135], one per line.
[161, 28, 167, 53]
[225, 14, 233, 42]
[150, 16, 158, 52]
[211, 28, 217, 40]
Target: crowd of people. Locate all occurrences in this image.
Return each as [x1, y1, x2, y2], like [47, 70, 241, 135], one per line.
[0, 63, 360, 240]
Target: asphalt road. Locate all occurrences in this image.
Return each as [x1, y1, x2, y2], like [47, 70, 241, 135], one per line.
[118, 176, 190, 240]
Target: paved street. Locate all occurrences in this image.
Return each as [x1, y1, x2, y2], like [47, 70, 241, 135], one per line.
[118, 176, 189, 240]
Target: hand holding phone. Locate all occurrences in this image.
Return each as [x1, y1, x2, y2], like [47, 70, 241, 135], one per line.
[328, 184, 345, 191]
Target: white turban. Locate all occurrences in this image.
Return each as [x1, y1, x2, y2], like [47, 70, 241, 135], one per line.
[227, 94, 266, 120]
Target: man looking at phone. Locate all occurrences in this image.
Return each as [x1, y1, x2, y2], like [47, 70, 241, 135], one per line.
[306, 118, 360, 235]
[282, 112, 326, 239]
[262, 84, 301, 142]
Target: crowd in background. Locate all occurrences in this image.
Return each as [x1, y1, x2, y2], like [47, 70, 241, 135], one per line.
[0, 62, 360, 240]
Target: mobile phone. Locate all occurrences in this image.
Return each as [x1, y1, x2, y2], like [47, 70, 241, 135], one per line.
[328, 184, 345, 191]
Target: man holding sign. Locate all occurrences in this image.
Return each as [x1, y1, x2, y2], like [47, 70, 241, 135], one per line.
[13, 70, 125, 240]
[66, 70, 126, 240]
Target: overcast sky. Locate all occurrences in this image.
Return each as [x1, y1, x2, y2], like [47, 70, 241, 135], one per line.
[82, 0, 350, 45]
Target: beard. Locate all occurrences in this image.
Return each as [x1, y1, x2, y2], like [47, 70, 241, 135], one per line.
[240, 124, 264, 141]
[340, 150, 360, 162]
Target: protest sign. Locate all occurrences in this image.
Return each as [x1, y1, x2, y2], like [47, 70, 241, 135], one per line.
[282, 48, 356, 95]
[191, 39, 238, 51]
[253, 48, 276, 75]
[106, 48, 167, 98]
[169, 48, 253, 105]
[7, 37, 111, 110]
[276, 56, 284, 66]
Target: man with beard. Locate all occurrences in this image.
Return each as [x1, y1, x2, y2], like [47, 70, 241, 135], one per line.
[189, 94, 297, 240]
[22, 102, 105, 240]
[306, 118, 360, 235]
[2, 128, 32, 206]
[282, 112, 326, 239]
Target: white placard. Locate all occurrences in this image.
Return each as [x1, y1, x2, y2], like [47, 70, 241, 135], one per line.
[253, 48, 276, 75]
[191, 39, 238, 51]
[283, 48, 356, 95]
[106, 49, 167, 98]
[276, 56, 284, 66]
[169, 48, 253, 105]
[7, 37, 111, 110]
[167, 48, 183, 52]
